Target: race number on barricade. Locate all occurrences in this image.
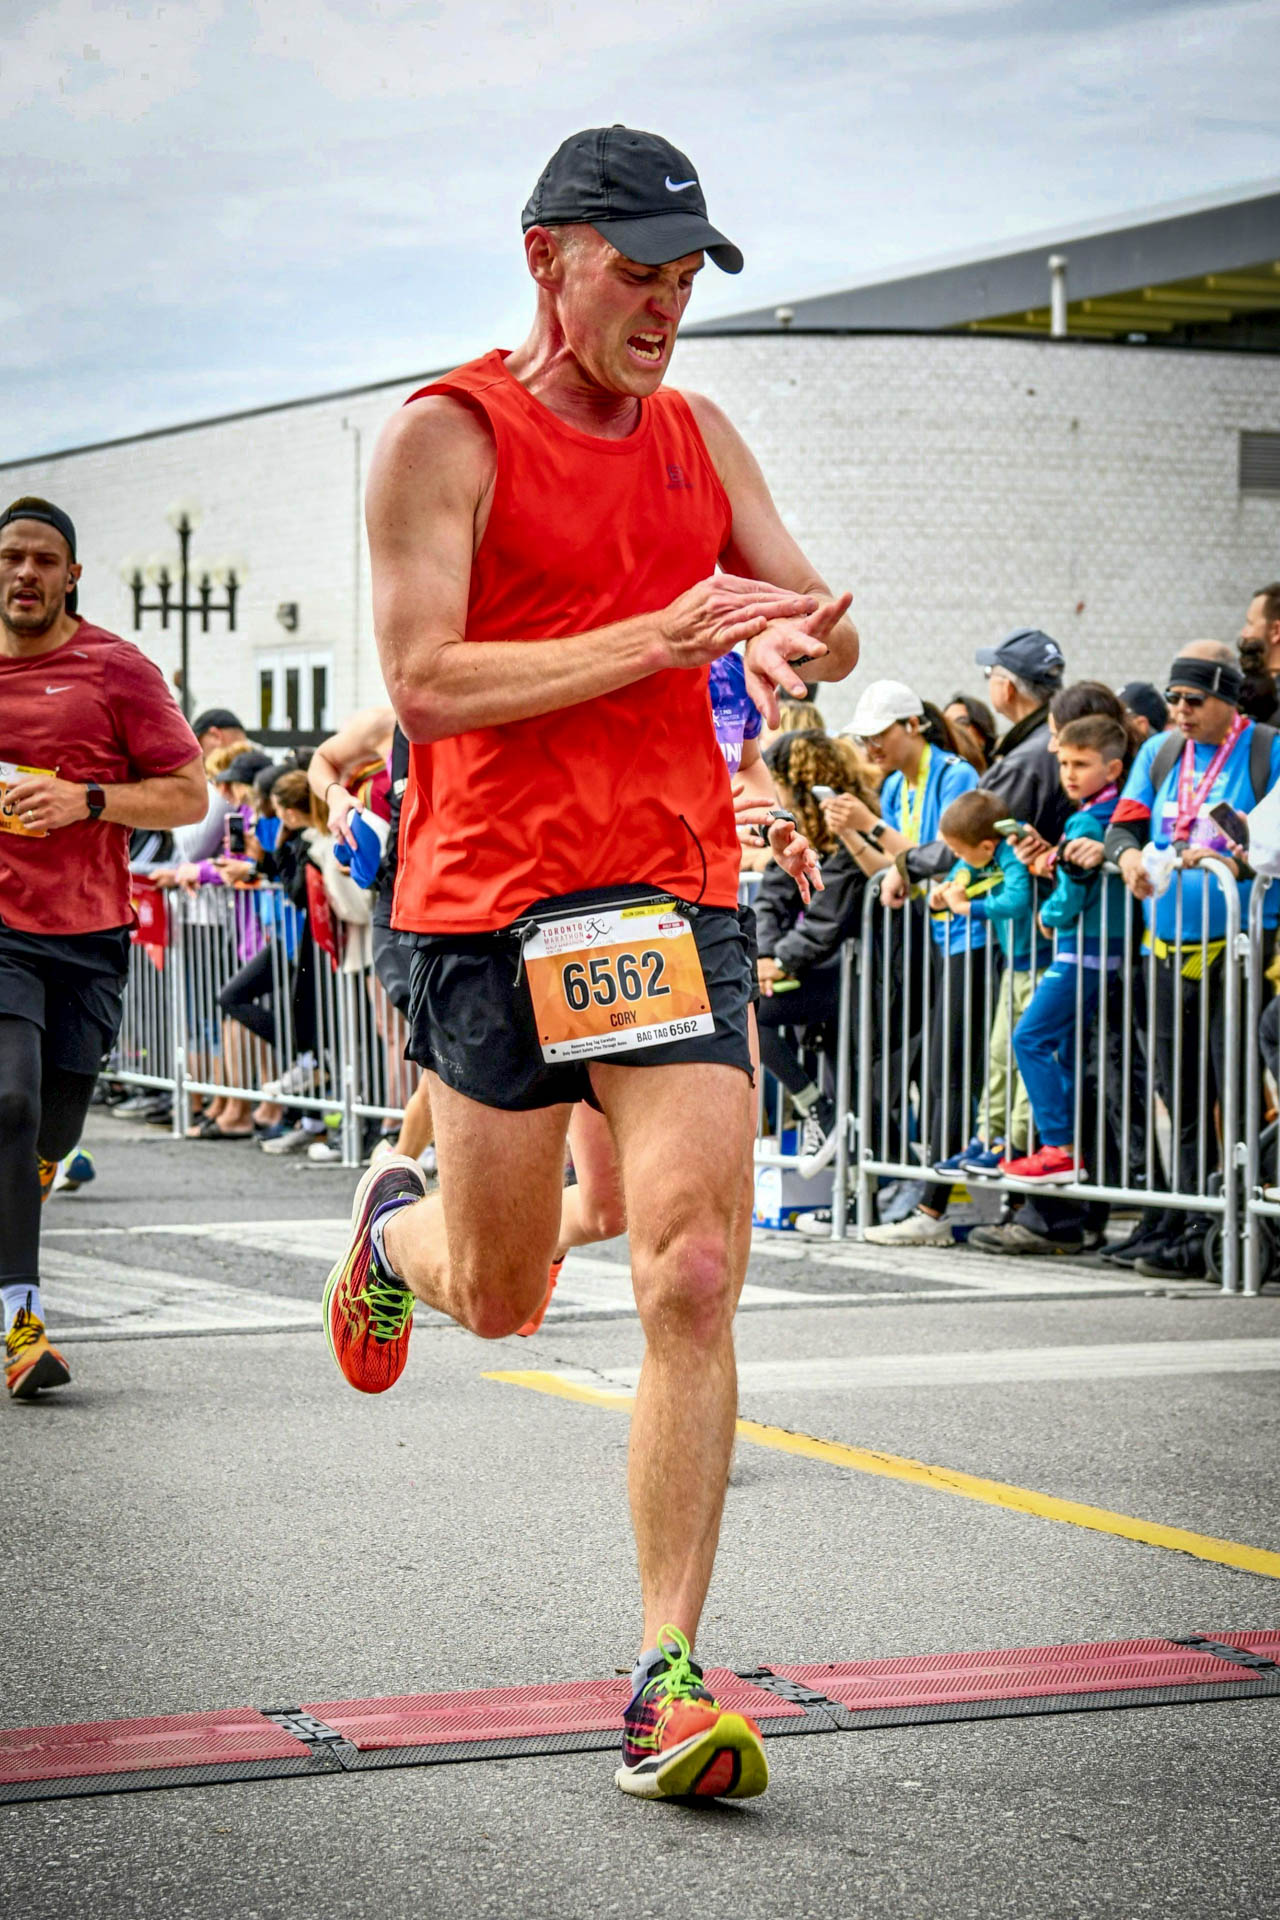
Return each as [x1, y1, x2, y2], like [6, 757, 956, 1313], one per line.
[524, 898, 713, 1063]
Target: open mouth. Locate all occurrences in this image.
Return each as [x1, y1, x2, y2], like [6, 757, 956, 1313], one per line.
[626, 331, 666, 365]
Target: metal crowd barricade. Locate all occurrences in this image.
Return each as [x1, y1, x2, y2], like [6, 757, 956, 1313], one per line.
[852, 859, 1246, 1292]
[111, 880, 417, 1167]
[1244, 874, 1280, 1297]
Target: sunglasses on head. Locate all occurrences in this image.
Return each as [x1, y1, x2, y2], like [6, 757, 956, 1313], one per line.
[1164, 688, 1207, 709]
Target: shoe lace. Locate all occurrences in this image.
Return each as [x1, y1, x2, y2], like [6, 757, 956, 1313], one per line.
[640, 1625, 707, 1707]
[366, 1270, 414, 1343]
[800, 1111, 826, 1155]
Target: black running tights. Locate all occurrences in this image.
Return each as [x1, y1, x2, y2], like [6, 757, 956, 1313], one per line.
[0, 1016, 98, 1286]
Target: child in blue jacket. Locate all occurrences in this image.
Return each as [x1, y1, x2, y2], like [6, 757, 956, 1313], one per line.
[928, 788, 1036, 1177]
[1005, 714, 1130, 1186]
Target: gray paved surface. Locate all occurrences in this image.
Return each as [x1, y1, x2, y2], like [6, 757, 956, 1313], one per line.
[6, 1111, 1280, 1917]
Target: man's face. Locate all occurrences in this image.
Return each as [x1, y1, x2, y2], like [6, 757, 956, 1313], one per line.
[985, 666, 1017, 718]
[1242, 594, 1280, 670]
[0, 519, 80, 639]
[542, 230, 703, 397]
[1166, 684, 1234, 745]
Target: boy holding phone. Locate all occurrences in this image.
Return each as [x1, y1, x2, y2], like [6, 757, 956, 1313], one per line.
[1002, 714, 1129, 1186]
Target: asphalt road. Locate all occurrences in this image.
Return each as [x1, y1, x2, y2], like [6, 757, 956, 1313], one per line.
[6, 1110, 1279, 1919]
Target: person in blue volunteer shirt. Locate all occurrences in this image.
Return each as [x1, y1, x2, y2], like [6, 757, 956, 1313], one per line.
[830, 679, 980, 1246]
[1106, 639, 1280, 1279]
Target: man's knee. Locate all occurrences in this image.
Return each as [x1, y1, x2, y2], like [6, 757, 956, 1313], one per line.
[633, 1227, 738, 1346]
[0, 1081, 39, 1148]
[450, 1248, 551, 1340]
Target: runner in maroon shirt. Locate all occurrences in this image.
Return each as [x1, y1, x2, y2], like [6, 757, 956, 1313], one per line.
[0, 497, 206, 1401]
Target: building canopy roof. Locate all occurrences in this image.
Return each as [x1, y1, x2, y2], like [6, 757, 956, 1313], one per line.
[684, 182, 1280, 349]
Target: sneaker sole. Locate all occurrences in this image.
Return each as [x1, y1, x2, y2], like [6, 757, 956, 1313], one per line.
[1000, 1169, 1087, 1187]
[614, 1716, 768, 1801]
[7, 1347, 72, 1400]
[321, 1155, 425, 1384]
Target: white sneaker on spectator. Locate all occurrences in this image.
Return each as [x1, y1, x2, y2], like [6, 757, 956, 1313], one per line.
[307, 1137, 344, 1163]
[863, 1211, 954, 1248]
[262, 1122, 325, 1156]
[262, 1053, 320, 1100]
[419, 1145, 438, 1177]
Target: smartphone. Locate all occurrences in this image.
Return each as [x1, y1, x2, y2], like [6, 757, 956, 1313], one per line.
[994, 818, 1030, 839]
[1209, 800, 1250, 850]
[812, 785, 836, 803]
[226, 814, 246, 855]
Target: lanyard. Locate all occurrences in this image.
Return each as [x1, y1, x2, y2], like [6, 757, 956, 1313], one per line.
[900, 742, 933, 845]
[1173, 716, 1246, 842]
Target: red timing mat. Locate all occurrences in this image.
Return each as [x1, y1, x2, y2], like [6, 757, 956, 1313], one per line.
[303, 1670, 802, 1753]
[0, 1708, 311, 1786]
[2, 1634, 1274, 1804]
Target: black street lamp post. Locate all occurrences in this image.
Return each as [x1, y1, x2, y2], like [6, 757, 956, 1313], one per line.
[126, 509, 239, 720]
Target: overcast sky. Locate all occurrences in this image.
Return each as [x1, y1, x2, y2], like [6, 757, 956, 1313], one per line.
[5, 0, 1279, 458]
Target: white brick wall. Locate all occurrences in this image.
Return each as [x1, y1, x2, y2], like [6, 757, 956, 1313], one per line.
[4, 336, 1279, 736]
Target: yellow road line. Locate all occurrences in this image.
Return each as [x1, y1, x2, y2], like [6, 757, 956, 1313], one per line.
[484, 1369, 1280, 1582]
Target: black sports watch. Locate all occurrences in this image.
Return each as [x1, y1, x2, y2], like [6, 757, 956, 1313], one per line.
[863, 821, 886, 848]
[84, 780, 106, 821]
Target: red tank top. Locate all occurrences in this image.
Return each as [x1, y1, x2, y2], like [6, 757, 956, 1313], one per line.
[392, 350, 740, 935]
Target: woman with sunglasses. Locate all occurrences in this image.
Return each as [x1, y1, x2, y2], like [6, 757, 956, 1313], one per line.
[1106, 639, 1280, 1280]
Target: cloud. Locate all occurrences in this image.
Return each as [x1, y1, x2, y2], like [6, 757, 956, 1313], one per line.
[2, 0, 1279, 455]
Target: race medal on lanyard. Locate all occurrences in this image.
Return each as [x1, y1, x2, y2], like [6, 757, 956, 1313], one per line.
[523, 899, 713, 1064]
[1173, 716, 1246, 845]
[901, 742, 933, 845]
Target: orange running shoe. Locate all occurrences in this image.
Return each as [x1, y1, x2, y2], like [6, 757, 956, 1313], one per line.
[323, 1154, 425, 1395]
[517, 1257, 564, 1337]
[6, 1299, 72, 1401]
[36, 1156, 59, 1205]
[615, 1625, 769, 1801]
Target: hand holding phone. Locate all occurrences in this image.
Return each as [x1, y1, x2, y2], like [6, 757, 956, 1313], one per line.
[994, 818, 1030, 840]
[1208, 800, 1250, 852]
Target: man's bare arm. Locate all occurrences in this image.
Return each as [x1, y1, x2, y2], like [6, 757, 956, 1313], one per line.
[685, 390, 859, 685]
[366, 396, 821, 744]
[3, 755, 208, 832]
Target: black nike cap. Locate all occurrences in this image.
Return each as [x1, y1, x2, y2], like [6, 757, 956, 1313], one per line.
[522, 126, 744, 274]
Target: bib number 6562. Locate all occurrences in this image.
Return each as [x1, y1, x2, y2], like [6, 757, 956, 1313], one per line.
[561, 949, 669, 1012]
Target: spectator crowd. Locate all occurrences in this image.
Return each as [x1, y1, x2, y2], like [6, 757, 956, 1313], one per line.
[109, 580, 1280, 1285]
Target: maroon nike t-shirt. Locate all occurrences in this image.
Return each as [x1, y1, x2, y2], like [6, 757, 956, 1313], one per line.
[0, 620, 199, 935]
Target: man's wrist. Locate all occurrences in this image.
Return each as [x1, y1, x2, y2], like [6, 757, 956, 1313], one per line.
[84, 780, 106, 822]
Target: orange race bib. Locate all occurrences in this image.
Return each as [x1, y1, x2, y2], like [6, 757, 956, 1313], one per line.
[0, 762, 57, 838]
[523, 898, 714, 1064]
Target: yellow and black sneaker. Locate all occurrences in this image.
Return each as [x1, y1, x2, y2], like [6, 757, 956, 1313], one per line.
[5, 1298, 72, 1401]
[36, 1156, 59, 1205]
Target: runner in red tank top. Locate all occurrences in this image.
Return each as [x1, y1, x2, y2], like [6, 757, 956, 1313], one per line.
[322, 127, 859, 1803]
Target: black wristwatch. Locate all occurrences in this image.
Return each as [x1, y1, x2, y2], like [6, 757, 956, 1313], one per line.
[84, 781, 106, 821]
[863, 821, 886, 848]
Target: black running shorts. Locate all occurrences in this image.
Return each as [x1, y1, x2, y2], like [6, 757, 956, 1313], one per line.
[0, 917, 132, 1076]
[372, 923, 413, 1018]
[404, 888, 753, 1112]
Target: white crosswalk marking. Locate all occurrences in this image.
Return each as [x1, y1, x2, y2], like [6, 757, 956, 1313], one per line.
[552, 1338, 1280, 1394]
[42, 1248, 316, 1341]
[38, 1209, 1173, 1344]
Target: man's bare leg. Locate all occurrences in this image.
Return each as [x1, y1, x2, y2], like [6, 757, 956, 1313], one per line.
[382, 1073, 569, 1337]
[590, 1060, 755, 1653]
[393, 1076, 435, 1162]
[556, 1104, 628, 1256]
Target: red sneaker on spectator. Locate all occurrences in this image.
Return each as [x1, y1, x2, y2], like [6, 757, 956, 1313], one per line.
[1000, 1145, 1086, 1186]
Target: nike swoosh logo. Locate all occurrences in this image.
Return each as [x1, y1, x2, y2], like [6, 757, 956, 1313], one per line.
[665, 176, 697, 192]
[45, 685, 73, 694]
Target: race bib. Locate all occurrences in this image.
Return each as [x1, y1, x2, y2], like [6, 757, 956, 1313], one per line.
[523, 898, 714, 1063]
[0, 762, 56, 838]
